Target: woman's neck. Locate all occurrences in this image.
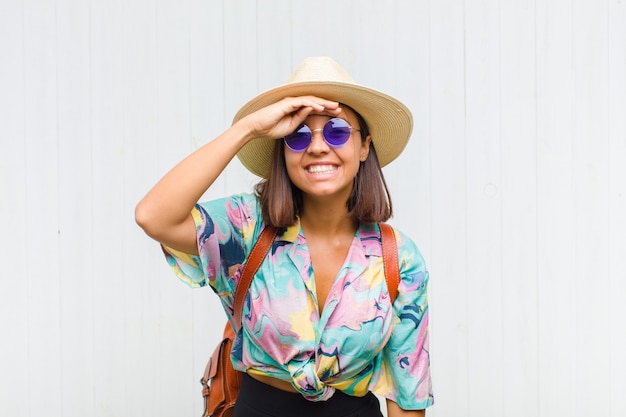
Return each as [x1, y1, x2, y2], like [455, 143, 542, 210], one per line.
[299, 197, 357, 237]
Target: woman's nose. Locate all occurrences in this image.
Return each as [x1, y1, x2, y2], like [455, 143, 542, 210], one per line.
[306, 128, 330, 154]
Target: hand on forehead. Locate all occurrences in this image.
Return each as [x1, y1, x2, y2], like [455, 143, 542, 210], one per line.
[306, 104, 356, 121]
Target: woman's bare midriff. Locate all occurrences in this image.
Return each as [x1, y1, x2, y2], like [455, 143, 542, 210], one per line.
[248, 372, 298, 393]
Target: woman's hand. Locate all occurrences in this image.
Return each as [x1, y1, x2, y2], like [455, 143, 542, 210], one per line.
[237, 96, 341, 142]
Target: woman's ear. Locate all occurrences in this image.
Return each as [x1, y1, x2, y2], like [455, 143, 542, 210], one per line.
[360, 135, 372, 162]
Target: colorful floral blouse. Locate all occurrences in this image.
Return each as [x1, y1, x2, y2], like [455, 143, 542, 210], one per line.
[163, 193, 433, 410]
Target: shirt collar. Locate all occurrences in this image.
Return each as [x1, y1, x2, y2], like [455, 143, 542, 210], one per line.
[274, 218, 383, 257]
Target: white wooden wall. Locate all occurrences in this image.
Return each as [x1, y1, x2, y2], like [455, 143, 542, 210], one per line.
[1, 1, 625, 416]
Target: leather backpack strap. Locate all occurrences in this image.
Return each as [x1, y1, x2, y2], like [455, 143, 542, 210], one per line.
[379, 223, 400, 303]
[201, 323, 232, 383]
[232, 225, 278, 330]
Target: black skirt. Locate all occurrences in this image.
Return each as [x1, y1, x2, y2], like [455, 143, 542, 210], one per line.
[233, 373, 383, 417]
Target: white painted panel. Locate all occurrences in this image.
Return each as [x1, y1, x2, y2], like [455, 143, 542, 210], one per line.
[500, 1, 539, 416]
[291, 1, 327, 60]
[572, 1, 611, 415]
[90, 0, 135, 415]
[22, 0, 62, 415]
[428, 1, 468, 416]
[465, 1, 504, 415]
[536, 1, 577, 415]
[608, 1, 626, 416]
[0, 2, 28, 416]
[326, 0, 395, 91]
[56, 0, 95, 415]
[322, 0, 361, 67]
[257, 0, 292, 93]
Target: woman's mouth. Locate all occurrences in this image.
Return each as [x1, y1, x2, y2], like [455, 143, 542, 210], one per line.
[306, 164, 337, 174]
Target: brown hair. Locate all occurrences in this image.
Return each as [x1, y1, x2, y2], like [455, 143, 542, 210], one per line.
[254, 111, 393, 227]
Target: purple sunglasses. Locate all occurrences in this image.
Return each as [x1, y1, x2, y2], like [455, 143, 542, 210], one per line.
[284, 118, 360, 152]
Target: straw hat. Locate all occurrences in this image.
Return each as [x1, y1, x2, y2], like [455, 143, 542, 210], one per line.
[233, 57, 413, 178]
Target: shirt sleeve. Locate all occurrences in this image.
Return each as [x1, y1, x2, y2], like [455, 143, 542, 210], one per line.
[377, 230, 434, 410]
[161, 193, 261, 316]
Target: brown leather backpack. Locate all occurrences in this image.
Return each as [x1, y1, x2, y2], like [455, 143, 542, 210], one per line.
[200, 223, 400, 417]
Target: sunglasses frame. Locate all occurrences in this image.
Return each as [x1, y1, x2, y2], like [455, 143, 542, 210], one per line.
[283, 117, 361, 152]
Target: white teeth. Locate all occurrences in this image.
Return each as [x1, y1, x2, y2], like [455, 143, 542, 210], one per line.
[307, 165, 336, 174]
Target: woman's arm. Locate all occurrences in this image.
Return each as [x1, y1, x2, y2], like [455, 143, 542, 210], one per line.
[380, 233, 433, 414]
[386, 399, 425, 417]
[135, 119, 255, 253]
[135, 97, 340, 253]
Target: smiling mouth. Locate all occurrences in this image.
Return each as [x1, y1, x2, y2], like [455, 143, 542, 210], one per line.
[307, 165, 337, 174]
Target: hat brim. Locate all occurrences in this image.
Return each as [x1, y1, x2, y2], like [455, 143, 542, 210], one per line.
[232, 81, 413, 178]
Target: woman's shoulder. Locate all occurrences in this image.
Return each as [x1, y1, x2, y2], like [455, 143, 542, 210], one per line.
[359, 223, 423, 261]
[377, 223, 418, 250]
[383, 224, 428, 273]
[193, 192, 264, 244]
[195, 192, 261, 220]
[197, 191, 259, 208]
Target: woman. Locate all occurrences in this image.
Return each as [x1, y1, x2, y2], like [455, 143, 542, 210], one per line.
[136, 57, 433, 416]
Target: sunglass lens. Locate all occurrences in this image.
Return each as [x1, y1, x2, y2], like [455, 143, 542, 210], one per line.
[323, 118, 352, 146]
[284, 125, 312, 151]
